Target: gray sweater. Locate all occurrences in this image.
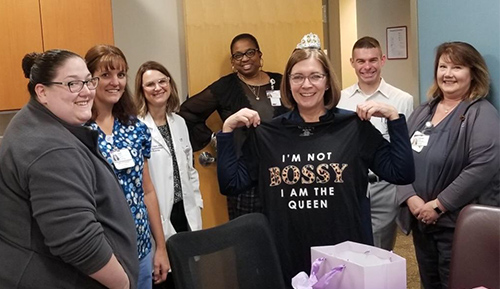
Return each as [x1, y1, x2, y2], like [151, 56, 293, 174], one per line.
[397, 98, 500, 233]
[0, 99, 138, 288]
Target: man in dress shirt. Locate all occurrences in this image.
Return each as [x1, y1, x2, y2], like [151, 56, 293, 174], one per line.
[337, 36, 414, 250]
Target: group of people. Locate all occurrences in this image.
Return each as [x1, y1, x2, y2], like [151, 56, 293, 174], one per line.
[186, 33, 498, 289]
[0, 45, 203, 289]
[0, 31, 497, 289]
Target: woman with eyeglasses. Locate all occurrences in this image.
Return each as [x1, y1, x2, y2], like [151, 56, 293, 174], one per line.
[216, 33, 415, 287]
[179, 33, 288, 220]
[135, 61, 203, 289]
[85, 45, 169, 288]
[0, 49, 138, 288]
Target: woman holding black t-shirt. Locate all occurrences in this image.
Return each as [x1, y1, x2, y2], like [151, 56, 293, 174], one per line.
[216, 33, 415, 287]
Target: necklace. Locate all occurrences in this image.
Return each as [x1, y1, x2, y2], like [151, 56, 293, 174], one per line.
[238, 72, 262, 100]
[439, 100, 461, 114]
[247, 84, 261, 100]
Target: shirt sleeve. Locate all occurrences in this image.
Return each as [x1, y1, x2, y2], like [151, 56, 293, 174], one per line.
[28, 148, 113, 275]
[403, 96, 414, 118]
[369, 115, 415, 185]
[396, 184, 418, 206]
[178, 86, 219, 151]
[216, 131, 255, 195]
[438, 104, 500, 211]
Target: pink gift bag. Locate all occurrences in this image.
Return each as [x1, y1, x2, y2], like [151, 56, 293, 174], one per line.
[292, 257, 345, 289]
[310, 241, 406, 289]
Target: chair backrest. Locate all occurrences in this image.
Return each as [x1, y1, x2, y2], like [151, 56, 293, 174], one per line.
[166, 213, 286, 289]
[448, 204, 500, 289]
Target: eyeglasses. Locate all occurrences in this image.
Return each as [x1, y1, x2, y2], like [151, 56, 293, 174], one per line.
[143, 77, 170, 90]
[43, 77, 99, 93]
[231, 48, 259, 61]
[289, 73, 327, 85]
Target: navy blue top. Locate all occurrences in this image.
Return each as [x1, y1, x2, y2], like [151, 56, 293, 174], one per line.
[216, 108, 414, 286]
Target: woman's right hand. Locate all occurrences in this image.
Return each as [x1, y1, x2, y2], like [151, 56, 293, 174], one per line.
[222, 108, 261, 133]
[406, 195, 425, 217]
[356, 100, 400, 121]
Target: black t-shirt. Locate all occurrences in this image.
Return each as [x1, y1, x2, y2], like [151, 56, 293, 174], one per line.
[218, 108, 414, 286]
[245, 110, 383, 284]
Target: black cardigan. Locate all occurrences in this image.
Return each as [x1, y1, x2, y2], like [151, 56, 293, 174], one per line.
[179, 72, 287, 151]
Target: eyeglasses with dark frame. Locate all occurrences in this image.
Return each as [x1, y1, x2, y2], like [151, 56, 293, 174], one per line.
[142, 77, 170, 90]
[42, 77, 99, 93]
[289, 73, 327, 85]
[231, 48, 259, 61]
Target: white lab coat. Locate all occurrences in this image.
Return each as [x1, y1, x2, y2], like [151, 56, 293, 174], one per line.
[140, 112, 203, 240]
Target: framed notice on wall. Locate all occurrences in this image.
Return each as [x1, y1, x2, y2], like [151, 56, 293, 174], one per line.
[386, 26, 408, 59]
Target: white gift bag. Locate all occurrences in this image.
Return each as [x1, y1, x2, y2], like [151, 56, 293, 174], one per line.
[292, 257, 345, 289]
[311, 241, 406, 289]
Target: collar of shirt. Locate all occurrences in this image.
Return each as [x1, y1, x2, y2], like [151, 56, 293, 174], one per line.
[280, 107, 355, 127]
[346, 78, 391, 100]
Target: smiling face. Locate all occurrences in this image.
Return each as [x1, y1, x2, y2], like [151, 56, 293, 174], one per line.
[141, 69, 171, 109]
[93, 60, 127, 107]
[230, 38, 262, 77]
[436, 55, 472, 100]
[289, 57, 328, 119]
[351, 47, 385, 87]
[36, 57, 94, 125]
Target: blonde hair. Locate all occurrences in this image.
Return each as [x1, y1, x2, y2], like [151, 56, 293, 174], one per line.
[134, 61, 180, 117]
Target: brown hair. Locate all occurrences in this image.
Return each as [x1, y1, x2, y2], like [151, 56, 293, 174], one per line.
[134, 61, 181, 117]
[352, 36, 382, 56]
[84, 44, 137, 124]
[428, 41, 490, 101]
[352, 36, 381, 49]
[280, 48, 341, 110]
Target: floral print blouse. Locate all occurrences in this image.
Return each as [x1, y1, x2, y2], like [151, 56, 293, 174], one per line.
[90, 117, 152, 260]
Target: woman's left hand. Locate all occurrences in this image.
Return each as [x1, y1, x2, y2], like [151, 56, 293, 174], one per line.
[153, 247, 170, 284]
[417, 201, 440, 225]
[356, 100, 400, 121]
[222, 108, 261, 133]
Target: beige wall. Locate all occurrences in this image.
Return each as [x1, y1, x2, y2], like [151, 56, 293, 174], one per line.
[328, 0, 419, 106]
[111, 0, 188, 100]
[354, 0, 419, 103]
[339, 0, 358, 89]
[184, 0, 323, 94]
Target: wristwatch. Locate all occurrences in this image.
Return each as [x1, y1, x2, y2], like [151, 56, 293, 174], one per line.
[432, 200, 444, 215]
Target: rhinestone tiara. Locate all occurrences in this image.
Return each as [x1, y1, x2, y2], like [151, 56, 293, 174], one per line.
[296, 33, 321, 49]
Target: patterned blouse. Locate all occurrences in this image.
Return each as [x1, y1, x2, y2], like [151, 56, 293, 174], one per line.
[90, 118, 152, 260]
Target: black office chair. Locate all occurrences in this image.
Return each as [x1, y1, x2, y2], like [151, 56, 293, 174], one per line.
[166, 213, 286, 289]
[448, 204, 500, 289]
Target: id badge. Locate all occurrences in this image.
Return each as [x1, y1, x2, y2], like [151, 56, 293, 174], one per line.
[266, 90, 282, 106]
[410, 131, 429, 153]
[111, 148, 135, 170]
